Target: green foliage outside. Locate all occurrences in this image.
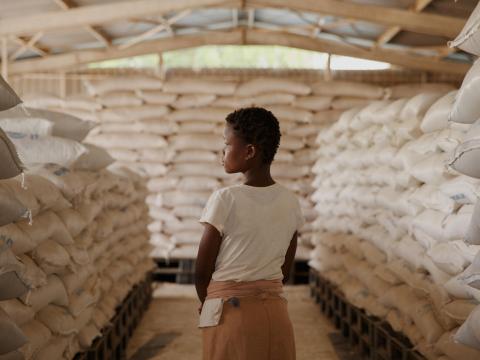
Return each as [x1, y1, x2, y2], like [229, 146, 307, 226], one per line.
[89, 45, 389, 70]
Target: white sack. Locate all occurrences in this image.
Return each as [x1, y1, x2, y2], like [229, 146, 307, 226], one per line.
[267, 105, 312, 123]
[8, 133, 86, 167]
[63, 94, 102, 111]
[450, 59, 480, 124]
[172, 94, 217, 109]
[99, 105, 169, 122]
[137, 90, 177, 105]
[235, 78, 310, 97]
[386, 83, 455, 99]
[170, 134, 223, 151]
[459, 251, 480, 288]
[26, 108, 95, 142]
[449, 2, 480, 56]
[0, 187, 28, 227]
[0, 308, 28, 355]
[167, 107, 230, 123]
[73, 144, 114, 171]
[0, 128, 26, 180]
[98, 91, 142, 107]
[294, 96, 332, 111]
[0, 110, 53, 137]
[331, 97, 372, 110]
[421, 91, 457, 133]
[449, 119, 480, 178]
[19, 320, 51, 359]
[84, 76, 163, 95]
[19, 275, 68, 312]
[440, 175, 480, 205]
[399, 92, 443, 122]
[177, 121, 216, 134]
[454, 305, 480, 351]
[164, 79, 236, 95]
[312, 81, 384, 99]
[87, 133, 167, 149]
[0, 300, 34, 326]
[0, 76, 22, 111]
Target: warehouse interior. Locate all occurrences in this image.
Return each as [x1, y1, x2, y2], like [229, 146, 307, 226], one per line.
[1, 0, 480, 359]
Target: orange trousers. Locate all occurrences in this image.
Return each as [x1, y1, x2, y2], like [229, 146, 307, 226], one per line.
[202, 280, 296, 360]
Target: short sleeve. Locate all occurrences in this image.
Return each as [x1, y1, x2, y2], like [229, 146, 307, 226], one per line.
[199, 190, 231, 235]
[294, 197, 305, 231]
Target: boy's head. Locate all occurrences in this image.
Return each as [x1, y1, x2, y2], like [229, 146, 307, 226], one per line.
[222, 107, 281, 173]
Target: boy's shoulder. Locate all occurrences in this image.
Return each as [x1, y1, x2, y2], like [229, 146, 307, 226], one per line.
[215, 182, 296, 198]
[214, 184, 242, 196]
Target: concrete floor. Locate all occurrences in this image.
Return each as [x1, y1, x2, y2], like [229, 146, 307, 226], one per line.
[127, 285, 341, 360]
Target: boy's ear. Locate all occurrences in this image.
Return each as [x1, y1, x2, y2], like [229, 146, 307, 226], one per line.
[246, 144, 256, 160]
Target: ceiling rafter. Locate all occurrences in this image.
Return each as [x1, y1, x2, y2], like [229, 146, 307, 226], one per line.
[247, 9, 255, 28]
[246, 0, 465, 38]
[7, 28, 470, 76]
[0, 0, 473, 75]
[376, 0, 435, 47]
[8, 29, 243, 75]
[53, 0, 112, 47]
[9, 32, 48, 60]
[246, 29, 470, 74]
[0, 0, 240, 37]
[232, 9, 239, 27]
[119, 9, 191, 50]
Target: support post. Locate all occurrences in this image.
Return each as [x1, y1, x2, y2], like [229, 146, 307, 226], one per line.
[324, 53, 332, 81]
[156, 52, 166, 80]
[59, 71, 67, 98]
[1, 37, 8, 81]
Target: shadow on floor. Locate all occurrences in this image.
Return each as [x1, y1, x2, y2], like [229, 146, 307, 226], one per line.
[329, 333, 363, 360]
[129, 332, 180, 360]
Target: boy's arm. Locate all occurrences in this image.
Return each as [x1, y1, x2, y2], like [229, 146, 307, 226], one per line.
[282, 231, 298, 284]
[195, 223, 222, 306]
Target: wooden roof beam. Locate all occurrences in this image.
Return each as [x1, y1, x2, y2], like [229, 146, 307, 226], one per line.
[8, 29, 470, 75]
[247, 0, 465, 38]
[247, 9, 255, 28]
[376, 0, 435, 46]
[53, 0, 112, 47]
[9, 32, 47, 60]
[118, 10, 191, 50]
[8, 30, 244, 74]
[9, 32, 50, 61]
[0, 0, 240, 37]
[245, 30, 470, 75]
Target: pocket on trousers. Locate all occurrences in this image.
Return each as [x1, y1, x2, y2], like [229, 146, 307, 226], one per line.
[198, 298, 224, 328]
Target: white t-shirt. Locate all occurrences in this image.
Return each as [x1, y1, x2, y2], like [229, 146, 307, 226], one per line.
[199, 183, 304, 282]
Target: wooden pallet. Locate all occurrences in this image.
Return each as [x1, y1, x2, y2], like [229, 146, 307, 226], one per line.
[309, 269, 425, 360]
[152, 258, 310, 284]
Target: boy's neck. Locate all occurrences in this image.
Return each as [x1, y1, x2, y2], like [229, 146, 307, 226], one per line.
[243, 165, 275, 187]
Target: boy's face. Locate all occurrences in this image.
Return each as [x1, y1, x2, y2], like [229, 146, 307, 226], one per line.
[222, 124, 252, 173]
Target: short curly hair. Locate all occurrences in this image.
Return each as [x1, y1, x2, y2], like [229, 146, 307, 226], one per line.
[225, 107, 281, 164]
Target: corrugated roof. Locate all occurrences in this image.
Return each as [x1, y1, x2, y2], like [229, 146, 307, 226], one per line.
[0, 0, 475, 75]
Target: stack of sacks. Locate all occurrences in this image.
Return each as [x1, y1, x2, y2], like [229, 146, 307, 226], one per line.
[79, 77, 228, 259]
[0, 105, 114, 173]
[310, 83, 480, 359]
[446, 8, 480, 353]
[0, 75, 31, 360]
[284, 80, 386, 259]
[1, 167, 152, 360]
[39, 76, 390, 261]
[0, 93, 152, 358]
